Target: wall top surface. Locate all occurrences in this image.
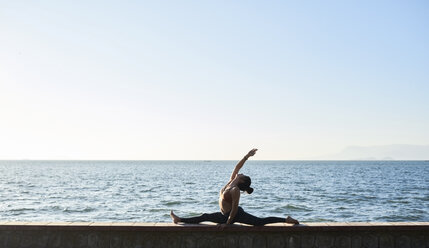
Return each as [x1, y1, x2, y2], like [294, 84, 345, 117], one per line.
[0, 222, 428, 232]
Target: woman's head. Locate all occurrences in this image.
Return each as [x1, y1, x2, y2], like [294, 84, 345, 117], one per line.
[237, 174, 253, 194]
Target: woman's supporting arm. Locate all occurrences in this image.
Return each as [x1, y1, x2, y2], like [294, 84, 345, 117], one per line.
[230, 148, 257, 181]
[226, 188, 241, 224]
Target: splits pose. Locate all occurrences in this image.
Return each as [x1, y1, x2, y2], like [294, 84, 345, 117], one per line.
[170, 149, 299, 226]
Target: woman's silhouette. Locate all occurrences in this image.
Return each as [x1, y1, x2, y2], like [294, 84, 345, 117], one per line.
[170, 149, 299, 226]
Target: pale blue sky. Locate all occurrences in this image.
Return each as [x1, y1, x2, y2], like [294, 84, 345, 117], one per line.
[1, 1, 428, 159]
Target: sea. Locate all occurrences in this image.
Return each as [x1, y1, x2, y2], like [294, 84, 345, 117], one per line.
[0, 160, 428, 223]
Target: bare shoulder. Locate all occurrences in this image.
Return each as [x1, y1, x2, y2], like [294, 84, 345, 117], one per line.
[230, 186, 240, 195]
[221, 180, 234, 192]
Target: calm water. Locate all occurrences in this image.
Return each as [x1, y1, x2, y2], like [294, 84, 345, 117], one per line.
[0, 160, 428, 223]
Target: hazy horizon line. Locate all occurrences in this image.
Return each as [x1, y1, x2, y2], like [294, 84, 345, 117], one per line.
[1, 159, 428, 161]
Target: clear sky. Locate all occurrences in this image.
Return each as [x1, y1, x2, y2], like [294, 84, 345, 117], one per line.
[1, 1, 428, 160]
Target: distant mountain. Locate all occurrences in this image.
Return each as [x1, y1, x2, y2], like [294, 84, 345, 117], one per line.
[314, 144, 429, 160]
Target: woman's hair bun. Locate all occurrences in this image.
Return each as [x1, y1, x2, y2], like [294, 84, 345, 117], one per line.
[246, 187, 254, 194]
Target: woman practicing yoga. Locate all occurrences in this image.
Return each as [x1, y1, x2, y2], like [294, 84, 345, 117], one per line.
[170, 148, 299, 226]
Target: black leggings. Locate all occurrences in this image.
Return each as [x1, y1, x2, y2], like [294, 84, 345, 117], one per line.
[180, 207, 285, 226]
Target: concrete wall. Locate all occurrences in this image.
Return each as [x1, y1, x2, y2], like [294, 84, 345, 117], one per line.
[0, 222, 428, 248]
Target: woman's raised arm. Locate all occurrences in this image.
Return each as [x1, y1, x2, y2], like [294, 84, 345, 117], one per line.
[229, 148, 257, 181]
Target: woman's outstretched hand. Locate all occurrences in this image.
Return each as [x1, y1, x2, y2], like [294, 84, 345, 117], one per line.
[230, 148, 258, 180]
[246, 148, 258, 157]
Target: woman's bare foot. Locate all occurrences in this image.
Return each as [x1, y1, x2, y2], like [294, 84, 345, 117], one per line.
[285, 216, 299, 225]
[170, 210, 181, 224]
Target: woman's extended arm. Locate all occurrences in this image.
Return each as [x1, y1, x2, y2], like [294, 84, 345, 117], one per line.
[229, 149, 257, 181]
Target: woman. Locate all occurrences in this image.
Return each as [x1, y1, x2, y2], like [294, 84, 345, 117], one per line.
[170, 149, 299, 226]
